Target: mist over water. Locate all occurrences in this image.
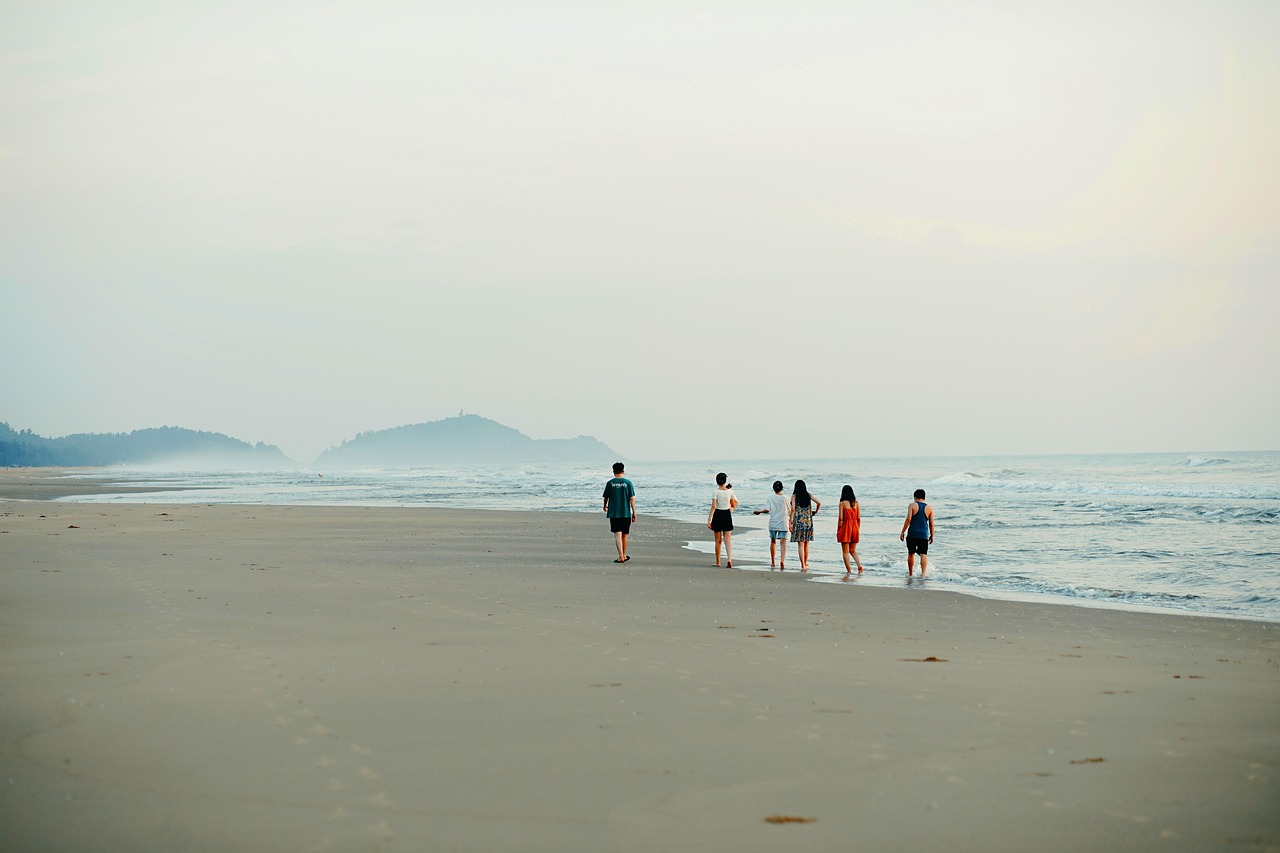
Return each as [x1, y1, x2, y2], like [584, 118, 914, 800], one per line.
[65, 451, 1280, 622]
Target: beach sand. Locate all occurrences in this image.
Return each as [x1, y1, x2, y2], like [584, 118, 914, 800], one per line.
[1, 473, 1277, 851]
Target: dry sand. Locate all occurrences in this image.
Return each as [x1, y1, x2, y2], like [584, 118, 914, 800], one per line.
[1, 472, 1277, 852]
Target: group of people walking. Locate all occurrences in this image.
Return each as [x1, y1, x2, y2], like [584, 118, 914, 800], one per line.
[603, 463, 936, 575]
[724, 477, 848, 573]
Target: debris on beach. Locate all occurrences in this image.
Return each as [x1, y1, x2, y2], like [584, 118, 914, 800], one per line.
[900, 656, 949, 662]
[764, 815, 816, 824]
[1070, 757, 1107, 764]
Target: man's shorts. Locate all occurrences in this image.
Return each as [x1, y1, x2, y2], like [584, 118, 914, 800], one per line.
[906, 537, 929, 556]
[769, 529, 788, 541]
[610, 517, 632, 534]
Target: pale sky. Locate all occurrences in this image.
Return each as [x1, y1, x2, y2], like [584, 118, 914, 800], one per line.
[3, 1, 1278, 463]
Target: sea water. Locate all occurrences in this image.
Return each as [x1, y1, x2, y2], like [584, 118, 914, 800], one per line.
[62, 451, 1280, 622]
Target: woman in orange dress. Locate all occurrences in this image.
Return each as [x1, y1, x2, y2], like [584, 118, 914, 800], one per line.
[836, 485, 864, 574]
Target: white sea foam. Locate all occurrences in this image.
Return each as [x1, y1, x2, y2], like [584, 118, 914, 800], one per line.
[64, 451, 1280, 622]
[1183, 456, 1232, 467]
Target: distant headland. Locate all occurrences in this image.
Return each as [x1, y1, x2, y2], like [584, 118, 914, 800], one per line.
[0, 422, 291, 470]
[1, 415, 620, 469]
[314, 414, 618, 468]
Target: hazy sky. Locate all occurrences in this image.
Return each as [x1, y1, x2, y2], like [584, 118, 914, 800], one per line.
[3, 1, 1277, 463]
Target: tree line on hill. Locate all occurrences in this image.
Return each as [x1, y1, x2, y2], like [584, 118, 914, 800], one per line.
[0, 422, 291, 469]
[2, 414, 620, 469]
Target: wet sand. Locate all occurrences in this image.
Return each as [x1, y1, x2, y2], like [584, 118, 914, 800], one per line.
[0, 468, 205, 500]
[1, 473, 1277, 851]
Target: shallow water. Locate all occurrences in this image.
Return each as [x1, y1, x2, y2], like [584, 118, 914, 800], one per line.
[64, 450, 1280, 622]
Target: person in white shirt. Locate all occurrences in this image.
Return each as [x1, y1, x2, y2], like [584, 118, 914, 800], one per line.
[706, 472, 738, 568]
[753, 480, 791, 570]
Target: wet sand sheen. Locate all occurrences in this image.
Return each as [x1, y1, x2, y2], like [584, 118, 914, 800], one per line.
[0, 483, 1277, 850]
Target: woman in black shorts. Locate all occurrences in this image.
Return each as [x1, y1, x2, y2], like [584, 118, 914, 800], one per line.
[707, 472, 738, 568]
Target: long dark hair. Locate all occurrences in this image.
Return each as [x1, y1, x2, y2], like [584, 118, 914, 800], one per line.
[793, 479, 811, 508]
[840, 485, 856, 504]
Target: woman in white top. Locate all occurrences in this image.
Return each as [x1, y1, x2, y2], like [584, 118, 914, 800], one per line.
[706, 472, 738, 568]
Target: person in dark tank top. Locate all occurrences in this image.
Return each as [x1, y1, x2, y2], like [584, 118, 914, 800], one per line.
[899, 488, 935, 576]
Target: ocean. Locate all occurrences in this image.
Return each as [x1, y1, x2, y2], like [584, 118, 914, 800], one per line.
[62, 451, 1280, 623]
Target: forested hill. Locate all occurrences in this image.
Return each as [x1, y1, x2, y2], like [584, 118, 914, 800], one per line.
[315, 414, 618, 467]
[0, 423, 293, 469]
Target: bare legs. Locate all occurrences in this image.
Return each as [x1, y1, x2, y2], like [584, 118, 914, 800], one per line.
[844, 540, 865, 573]
[840, 542, 864, 574]
[797, 539, 810, 571]
[714, 531, 733, 567]
[768, 536, 788, 570]
[614, 530, 628, 563]
[907, 552, 928, 576]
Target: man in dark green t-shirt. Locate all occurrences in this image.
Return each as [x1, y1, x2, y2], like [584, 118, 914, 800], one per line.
[602, 462, 636, 563]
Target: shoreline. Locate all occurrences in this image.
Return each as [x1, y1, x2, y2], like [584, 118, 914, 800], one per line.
[0, 496, 1276, 850]
[3, 467, 1273, 626]
[0, 467, 209, 501]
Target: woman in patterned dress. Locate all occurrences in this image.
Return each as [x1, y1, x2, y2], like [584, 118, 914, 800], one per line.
[789, 479, 821, 572]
